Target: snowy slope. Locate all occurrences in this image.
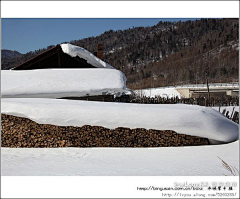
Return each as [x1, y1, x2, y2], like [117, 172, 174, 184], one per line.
[1, 98, 238, 143]
[61, 43, 115, 69]
[1, 69, 129, 98]
[135, 87, 182, 98]
[1, 141, 238, 176]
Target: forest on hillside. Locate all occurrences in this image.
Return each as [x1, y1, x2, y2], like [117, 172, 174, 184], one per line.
[2, 18, 239, 89]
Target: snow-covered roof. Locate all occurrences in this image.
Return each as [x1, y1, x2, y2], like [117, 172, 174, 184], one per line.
[1, 69, 130, 98]
[61, 43, 115, 69]
[2, 98, 238, 143]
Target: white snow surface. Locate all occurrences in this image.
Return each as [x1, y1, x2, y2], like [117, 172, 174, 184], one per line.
[1, 141, 238, 176]
[135, 87, 182, 98]
[61, 43, 115, 69]
[1, 69, 129, 98]
[1, 98, 238, 143]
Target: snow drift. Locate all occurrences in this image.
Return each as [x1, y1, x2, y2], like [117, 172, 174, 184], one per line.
[1, 98, 238, 143]
[1, 69, 130, 98]
[61, 43, 115, 69]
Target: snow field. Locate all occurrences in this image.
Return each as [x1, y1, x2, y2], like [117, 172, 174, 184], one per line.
[1, 141, 238, 176]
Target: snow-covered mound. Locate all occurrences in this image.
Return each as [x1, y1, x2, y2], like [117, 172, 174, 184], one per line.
[135, 87, 182, 98]
[61, 43, 115, 69]
[1, 98, 238, 143]
[1, 69, 130, 98]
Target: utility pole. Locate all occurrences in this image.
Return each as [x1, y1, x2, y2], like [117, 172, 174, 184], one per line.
[205, 66, 210, 106]
[150, 79, 151, 98]
[195, 72, 198, 85]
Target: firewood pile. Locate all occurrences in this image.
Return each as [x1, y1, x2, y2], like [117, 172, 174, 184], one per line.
[1, 114, 209, 148]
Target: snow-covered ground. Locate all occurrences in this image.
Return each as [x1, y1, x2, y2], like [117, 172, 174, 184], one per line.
[1, 69, 130, 98]
[1, 140, 238, 176]
[135, 87, 182, 98]
[2, 98, 238, 143]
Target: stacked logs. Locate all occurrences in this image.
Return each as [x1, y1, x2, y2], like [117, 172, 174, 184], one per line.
[1, 114, 209, 148]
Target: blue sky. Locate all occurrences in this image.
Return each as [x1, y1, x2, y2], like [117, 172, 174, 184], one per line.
[2, 18, 199, 54]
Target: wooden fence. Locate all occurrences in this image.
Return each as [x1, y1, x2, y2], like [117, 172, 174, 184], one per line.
[129, 95, 239, 107]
